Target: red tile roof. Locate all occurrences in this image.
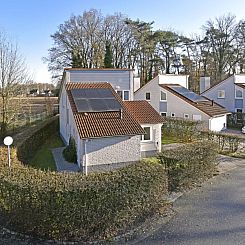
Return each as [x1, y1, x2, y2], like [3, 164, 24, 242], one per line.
[124, 101, 165, 124]
[160, 84, 229, 117]
[66, 82, 145, 138]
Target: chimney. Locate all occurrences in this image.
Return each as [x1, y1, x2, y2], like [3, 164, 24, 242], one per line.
[200, 77, 210, 94]
[133, 77, 141, 92]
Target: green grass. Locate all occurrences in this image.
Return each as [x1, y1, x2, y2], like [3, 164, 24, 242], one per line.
[162, 135, 181, 144]
[30, 133, 64, 171]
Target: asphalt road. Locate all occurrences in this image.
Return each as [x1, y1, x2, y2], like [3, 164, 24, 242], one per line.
[137, 161, 245, 245]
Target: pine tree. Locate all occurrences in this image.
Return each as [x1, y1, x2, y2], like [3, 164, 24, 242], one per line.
[104, 41, 113, 68]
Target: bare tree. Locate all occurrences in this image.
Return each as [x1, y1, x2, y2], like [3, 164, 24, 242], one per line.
[0, 32, 29, 134]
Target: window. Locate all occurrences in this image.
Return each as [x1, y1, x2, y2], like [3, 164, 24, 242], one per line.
[171, 113, 175, 117]
[142, 126, 151, 141]
[117, 90, 123, 98]
[161, 112, 167, 117]
[66, 109, 69, 125]
[184, 114, 189, 119]
[235, 89, 243, 98]
[217, 90, 225, 98]
[145, 92, 151, 100]
[123, 90, 129, 100]
[160, 91, 167, 101]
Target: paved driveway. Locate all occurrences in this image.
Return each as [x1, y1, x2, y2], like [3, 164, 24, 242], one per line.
[137, 160, 245, 245]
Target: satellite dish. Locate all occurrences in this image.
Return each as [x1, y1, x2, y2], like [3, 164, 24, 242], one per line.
[4, 136, 13, 146]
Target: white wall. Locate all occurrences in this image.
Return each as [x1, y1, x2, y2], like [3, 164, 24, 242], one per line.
[209, 115, 227, 132]
[67, 69, 134, 100]
[140, 123, 162, 153]
[80, 135, 141, 167]
[158, 74, 189, 88]
[134, 77, 160, 111]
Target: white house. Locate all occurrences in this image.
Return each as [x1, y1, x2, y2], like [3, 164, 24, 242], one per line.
[134, 75, 229, 132]
[59, 80, 164, 173]
[201, 74, 245, 114]
[124, 101, 164, 157]
[61, 68, 135, 101]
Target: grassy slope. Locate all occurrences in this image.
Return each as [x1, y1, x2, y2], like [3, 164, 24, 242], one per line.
[30, 133, 64, 171]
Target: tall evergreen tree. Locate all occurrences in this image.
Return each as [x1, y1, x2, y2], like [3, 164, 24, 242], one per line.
[104, 41, 113, 68]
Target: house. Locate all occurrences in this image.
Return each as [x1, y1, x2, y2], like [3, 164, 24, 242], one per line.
[61, 68, 136, 101]
[134, 75, 229, 131]
[59, 80, 163, 173]
[124, 101, 164, 157]
[201, 74, 245, 114]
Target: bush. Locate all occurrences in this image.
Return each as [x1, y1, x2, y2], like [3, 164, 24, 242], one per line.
[158, 141, 217, 191]
[63, 137, 77, 163]
[162, 117, 200, 142]
[0, 157, 167, 242]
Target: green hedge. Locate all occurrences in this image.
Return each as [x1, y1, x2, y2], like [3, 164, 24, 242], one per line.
[159, 141, 217, 191]
[0, 156, 167, 241]
[199, 130, 244, 153]
[15, 116, 59, 163]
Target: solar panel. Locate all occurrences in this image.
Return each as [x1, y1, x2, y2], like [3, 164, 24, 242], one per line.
[169, 86, 209, 102]
[71, 88, 121, 113]
[71, 88, 114, 99]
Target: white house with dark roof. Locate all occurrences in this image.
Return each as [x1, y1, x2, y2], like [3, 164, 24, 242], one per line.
[59, 78, 164, 173]
[201, 74, 245, 114]
[134, 75, 229, 132]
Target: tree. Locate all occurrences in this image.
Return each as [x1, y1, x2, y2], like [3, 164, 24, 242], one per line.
[0, 32, 29, 135]
[104, 41, 113, 68]
[202, 14, 238, 82]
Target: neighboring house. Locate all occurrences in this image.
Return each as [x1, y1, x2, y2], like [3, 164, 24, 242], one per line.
[59, 81, 162, 173]
[201, 74, 245, 114]
[61, 68, 135, 101]
[124, 101, 164, 157]
[135, 80, 229, 131]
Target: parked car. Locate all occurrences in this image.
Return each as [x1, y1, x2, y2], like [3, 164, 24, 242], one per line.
[242, 126, 245, 134]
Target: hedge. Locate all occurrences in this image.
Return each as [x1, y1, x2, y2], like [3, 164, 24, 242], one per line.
[15, 116, 59, 163]
[159, 141, 217, 191]
[0, 152, 167, 241]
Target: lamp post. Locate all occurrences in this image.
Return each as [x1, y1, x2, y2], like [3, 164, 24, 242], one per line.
[3, 136, 13, 169]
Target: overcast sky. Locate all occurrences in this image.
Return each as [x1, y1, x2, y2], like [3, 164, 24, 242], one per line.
[1, 0, 245, 83]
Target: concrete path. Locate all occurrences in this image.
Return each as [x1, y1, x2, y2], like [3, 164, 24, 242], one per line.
[136, 159, 245, 245]
[52, 147, 79, 172]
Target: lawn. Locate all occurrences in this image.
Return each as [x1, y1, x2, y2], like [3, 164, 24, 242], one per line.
[30, 133, 64, 171]
[162, 135, 181, 144]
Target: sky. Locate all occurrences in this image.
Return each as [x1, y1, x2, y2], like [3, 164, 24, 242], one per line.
[1, 0, 245, 84]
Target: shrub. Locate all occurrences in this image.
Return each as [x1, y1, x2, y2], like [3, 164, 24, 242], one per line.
[0, 160, 167, 242]
[162, 117, 201, 142]
[158, 141, 217, 191]
[63, 137, 77, 163]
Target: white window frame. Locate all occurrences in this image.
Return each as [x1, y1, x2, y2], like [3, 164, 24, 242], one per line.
[141, 126, 152, 142]
[235, 89, 243, 99]
[123, 90, 130, 101]
[171, 113, 175, 118]
[160, 91, 167, 101]
[145, 92, 151, 101]
[117, 90, 123, 98]
[184, 113, 189, 119]
[217, 90, 225, 99]
[160, 112, 167, 117]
